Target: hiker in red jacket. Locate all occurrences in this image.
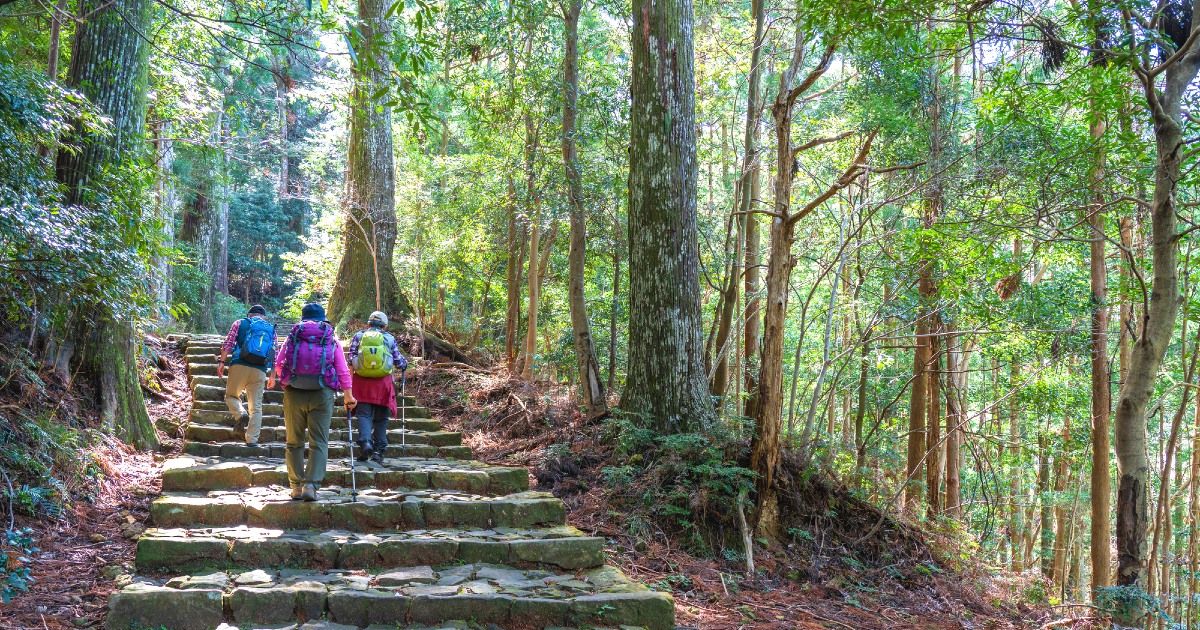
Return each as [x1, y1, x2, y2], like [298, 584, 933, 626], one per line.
[273, 303, 355, 502]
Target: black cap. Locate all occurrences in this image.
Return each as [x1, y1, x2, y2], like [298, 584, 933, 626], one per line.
[248, 304, 266, 316]
[301, 303, 326, 321]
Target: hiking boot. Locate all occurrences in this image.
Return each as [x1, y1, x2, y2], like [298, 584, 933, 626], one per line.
[300, 484, 318, 502]
[356, 445, 373, 462]
[233, 413, 249, 440]
[289, 486, 304, 501]
[370, 452, 385, 466]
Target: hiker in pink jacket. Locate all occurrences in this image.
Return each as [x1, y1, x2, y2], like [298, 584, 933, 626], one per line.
[272, 302, 356, 501]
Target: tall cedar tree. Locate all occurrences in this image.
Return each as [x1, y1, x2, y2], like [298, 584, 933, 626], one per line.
[54, 0, 158, 449]
[620, 0, 715, 433]
[328, 0, 411, 328]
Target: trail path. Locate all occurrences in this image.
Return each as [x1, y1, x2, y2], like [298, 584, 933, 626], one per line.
[104, 334, 673, 630]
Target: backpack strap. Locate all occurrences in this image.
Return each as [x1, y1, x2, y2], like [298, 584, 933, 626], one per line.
[289, 324, 302, 374]
[317, 323, 330, 388]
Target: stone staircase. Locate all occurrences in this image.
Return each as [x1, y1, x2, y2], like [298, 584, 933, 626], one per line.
[106, 334, 673, 630]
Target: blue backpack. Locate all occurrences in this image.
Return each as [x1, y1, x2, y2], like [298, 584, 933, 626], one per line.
[236, 318, 275, 367]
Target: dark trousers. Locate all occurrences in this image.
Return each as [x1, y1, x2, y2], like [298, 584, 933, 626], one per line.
[354, 402, 390, 454]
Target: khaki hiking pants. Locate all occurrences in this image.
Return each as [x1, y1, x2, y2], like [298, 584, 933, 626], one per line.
[282, 386, 334, 489]
[225, 364, 267, 444]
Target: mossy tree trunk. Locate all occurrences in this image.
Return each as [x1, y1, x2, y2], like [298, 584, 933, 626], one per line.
[55, 0, 158, 450]
[620, 0, 714, 435]
[328, 0, 411, 329]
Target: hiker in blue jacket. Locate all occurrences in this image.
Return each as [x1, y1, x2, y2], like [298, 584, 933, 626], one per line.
[217, 305, 275, 444]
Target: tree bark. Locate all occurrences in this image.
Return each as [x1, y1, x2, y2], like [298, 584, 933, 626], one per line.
[328, 0, 411, 328]
[505, 177, 523, 371]
[1112, 12, 1200, 621]
[905, 317, 928, 515]
[944, 329, 964, 517]
[744, 164, 763, 418]
[1087, 57, 1113, 595]
[562, 0, 607, 417]
[621, 0, 714, 435]
[54, 0, 158, 450]
[151, 119, 177, 323]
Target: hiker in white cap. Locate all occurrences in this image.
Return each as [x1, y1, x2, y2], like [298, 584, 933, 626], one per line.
[346, 311, 408, 464]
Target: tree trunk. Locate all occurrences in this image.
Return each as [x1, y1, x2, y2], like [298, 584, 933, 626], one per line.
[1052, 418, 1071, 585]
[905, 317, 928, 515]
[562, 0, 607, 418]
[744, 164, 763, 419]
[1112, 17, 1200, 621]
[54, 0, 158, 450]
[46, 0, 67, 79]
[944, 329, 964, 517]
[151, 119, 177, 323]
[505, 177, 523, 371]
[1087, 79, 1113, 596]
[212, 112, 230, 298]
[521, 203, 541, 380]
[750, 35, 846, 538]
[620, 0, 714, 435]
[608, 231, 620, 391]
[272, 49, 291, 200]
[328, 0, 411, 328]
[926, 319, 943, 518]
[1038, 433, 1053, 577]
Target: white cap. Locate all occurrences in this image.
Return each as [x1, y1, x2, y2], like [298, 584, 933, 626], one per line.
[368, 311, 388, 327]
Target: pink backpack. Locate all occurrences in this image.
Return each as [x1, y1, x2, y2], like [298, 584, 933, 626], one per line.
[287, 321, 339, 390]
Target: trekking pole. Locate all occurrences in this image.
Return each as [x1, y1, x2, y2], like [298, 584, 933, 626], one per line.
[400, 369, 407, 448]
[347, 401, 358, 502]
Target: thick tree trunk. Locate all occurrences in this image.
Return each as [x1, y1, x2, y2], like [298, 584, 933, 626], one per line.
[620, 0, 714, 435]
[272, 50, 290, 200]
[1113, 18, 1200, 621]
[328, 0, 411, 328]
[55, 0, 157, 450]
[562, 0, 607, 417]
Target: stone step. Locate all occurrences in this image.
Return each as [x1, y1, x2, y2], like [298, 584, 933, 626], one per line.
[183, 441, 472, 461]
[162, 457, 528, 495]
[134, 526, 604, 572]
[193, 383, 418, 407]
[151, 489, 566, 531]
[190, 409, 440, 432]
[186, 424, 462, 447]
[107, 564, 672, 630]
[187, 400, 432, 420]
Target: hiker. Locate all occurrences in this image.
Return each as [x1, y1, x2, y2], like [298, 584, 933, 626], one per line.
[347, 311, 408, 465]
[273, 302, 356, 502]
[217, 304, 275, 445]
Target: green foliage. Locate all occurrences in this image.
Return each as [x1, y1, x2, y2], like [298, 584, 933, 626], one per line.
[601, 411, 754, 553]
[0, 528, 37, 604]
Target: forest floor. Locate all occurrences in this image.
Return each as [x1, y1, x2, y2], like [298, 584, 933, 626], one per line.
[0, 338, 188, 630]
[407, 360, 1078, 630]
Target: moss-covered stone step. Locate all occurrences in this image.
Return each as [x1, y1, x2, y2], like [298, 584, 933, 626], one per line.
[135, 526, 604, 572]
[151, 489, 566, 531]
[182, 441, 471, 461]
[193, 383, 418, 406]
[186, 424, 461, 447]
[189, 409, 438, 432]
[162, 457, 528, 495]
[107, 564, 673, 630]
[191, 401, 433, 422]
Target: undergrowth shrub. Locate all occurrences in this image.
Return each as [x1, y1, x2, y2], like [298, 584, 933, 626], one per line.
[601, 410, 754, 556]
[0, 527, 37, 603]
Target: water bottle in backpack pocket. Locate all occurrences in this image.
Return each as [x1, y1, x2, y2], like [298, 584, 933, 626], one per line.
[353, 329, 394, 378]
[237, 318, 276, 366]
[288, 321, 337, 390]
